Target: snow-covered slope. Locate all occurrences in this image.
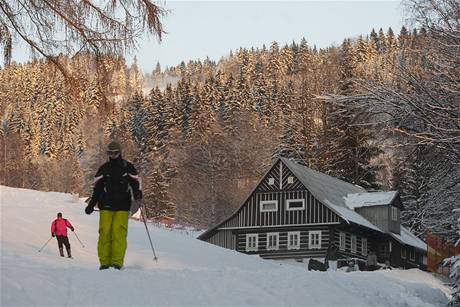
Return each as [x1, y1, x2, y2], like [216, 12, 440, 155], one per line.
[0, 186, 451, 306]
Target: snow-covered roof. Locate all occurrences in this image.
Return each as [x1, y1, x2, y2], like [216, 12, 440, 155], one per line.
[324, 200, 382, 233]
[280, 158, 366, 209]
[390, 226, 427, 251]
[280, 158, 383, 232]
[344, 191, 398, 209]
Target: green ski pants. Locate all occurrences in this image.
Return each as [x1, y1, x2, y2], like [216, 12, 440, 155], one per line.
[98, 210, 129, 267]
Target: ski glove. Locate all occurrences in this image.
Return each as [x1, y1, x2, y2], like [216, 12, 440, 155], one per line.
[85, 204, 94, 215]
[133, 190, 143, 201]
[52, 233, 55, 237]
[70, 227, 75, 232]
[85, 198, 96, 215]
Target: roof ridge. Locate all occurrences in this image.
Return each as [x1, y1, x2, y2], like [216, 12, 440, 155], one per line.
[280, 157, 366, 193]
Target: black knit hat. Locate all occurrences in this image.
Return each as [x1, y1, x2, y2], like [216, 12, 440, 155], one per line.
[107, 141, 122, 152]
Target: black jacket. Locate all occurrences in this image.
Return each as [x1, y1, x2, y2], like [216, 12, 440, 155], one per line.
[91, 155, 142, 211]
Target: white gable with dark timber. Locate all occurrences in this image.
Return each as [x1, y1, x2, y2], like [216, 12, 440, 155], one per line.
[213, 159, 342, 230]
[256, 160, 305, 192]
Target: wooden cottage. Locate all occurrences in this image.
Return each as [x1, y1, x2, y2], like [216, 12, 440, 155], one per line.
[198, 158, 427, 269]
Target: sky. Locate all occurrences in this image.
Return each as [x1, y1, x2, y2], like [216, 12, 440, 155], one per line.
[11, 1, 406, 73]
[126, 0, 406, 72]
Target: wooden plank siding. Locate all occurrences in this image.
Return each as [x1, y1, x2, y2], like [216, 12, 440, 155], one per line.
[211, 160, 341, 230]
[220, 190, 341, 228]
[207, 229, 235, 249]
[236, 225, 330, 260]
[355, 206, 390, 233]
[332, 229, 370, 261]
[394, 244, 426, 269]
[257, 160, 305, 192]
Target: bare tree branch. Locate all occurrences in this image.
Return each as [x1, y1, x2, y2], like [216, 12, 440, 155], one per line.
[0, 0, 166, 75]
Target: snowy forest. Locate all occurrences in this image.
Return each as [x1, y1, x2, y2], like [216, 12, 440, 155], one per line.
[0, 0, 458, 243]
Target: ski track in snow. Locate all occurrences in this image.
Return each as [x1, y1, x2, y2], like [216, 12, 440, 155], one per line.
[0, 185, 451, 306]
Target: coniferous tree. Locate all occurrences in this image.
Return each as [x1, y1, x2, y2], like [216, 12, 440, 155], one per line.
[398, 26, 410, 48]
[127, 92, 148, 149]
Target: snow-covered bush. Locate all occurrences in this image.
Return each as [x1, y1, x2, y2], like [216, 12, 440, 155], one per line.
[445, 255, 460, 306]
[445, 209, 460, 306]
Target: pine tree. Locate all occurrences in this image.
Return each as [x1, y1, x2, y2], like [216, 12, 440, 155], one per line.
[398, 26, 410, 48]
[128, 56, 144, 95]
[127, 92, 148, 149]
[387, 27, 398, 50]
[370, 28, 379, 48]
[377, 28, 387, 53]
[176, 79, 193, 138]
[356, 35, 370, 63]
[394, 147, 460, 240]
[322, 99, 382, 189]
[339, 38, 357, 94]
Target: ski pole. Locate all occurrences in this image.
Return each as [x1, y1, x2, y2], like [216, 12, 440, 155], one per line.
[140, 204, 158, 261]
[38, 237, 53, 252]
[72, 231, 85, 248]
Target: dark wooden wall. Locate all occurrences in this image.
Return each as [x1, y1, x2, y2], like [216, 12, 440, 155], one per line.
[236, 225, 331, 260]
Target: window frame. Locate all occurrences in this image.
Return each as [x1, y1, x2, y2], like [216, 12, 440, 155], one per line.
[246, 234, 258, 252]
[339, 232, 346, 251]
[410, 249, 415, 261]
[260, 200, 278, 213]
[266, 232, 279, 251]
[287, 176, 294, 184]
[287, 231, 301, 250]
[286, 198, 305, 211]
[268, 177, 275, 185]
[308, 230, 322, 249]
[361, 237, 368, 256]
[401, 247, 406, 259]
[351, 235, 357, 254]
[391, 206, 398, 221]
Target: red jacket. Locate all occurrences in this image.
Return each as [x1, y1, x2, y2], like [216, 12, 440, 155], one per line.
[51, 218, 74, 237]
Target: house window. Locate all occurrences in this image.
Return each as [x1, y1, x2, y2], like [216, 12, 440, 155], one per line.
[339, 232, 346, 251]
[309, 231, 322, 249]
[287, 176, 294, 184]
[260, 200, 277, 212]
[267, 232, 279, 251]
[351, 235, 357, 253]
[246, 234, 258, 252]
[286, 199, 305, 211]
[288, 232, 300, 250]
[391, 206, 398, 221]
[379, 243, 389, 258]
[268, 178, 275, 185]
[410, 249, 415, 261]
[401, 247, 406, 259]
[362, 238, 368, 256]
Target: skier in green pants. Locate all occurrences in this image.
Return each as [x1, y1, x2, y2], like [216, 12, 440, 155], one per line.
[85, 141, 142, 270]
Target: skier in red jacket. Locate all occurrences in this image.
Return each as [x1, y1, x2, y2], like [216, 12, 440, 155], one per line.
[51, 213, 74, 258]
